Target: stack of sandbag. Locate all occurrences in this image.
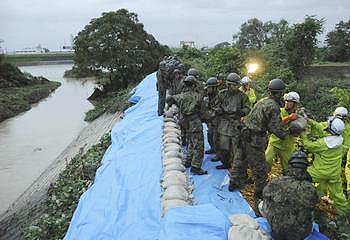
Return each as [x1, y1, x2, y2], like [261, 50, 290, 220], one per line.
[160, 104, 193, 216]
[228, 214, 271, 240]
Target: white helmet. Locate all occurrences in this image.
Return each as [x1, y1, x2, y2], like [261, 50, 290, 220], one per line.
[241, 76, 251, 85]
[284, 91, 300, 103]
[327, 117, 345, 135]
[333, 107, 348, 119]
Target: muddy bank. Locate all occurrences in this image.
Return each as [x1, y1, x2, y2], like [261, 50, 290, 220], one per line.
[0, 112, 121, 240]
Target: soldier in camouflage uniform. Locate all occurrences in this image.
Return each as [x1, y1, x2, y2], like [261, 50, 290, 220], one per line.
[177, 68, 205, 95]
[156, 61, 169, 116]
[203, 77, 220, 155]
[166, 75, 207, 175]
[216, 73, 226, 91]
[229, 79, 288, 202]
[261, 151, 319, 240]
[216, 73, 250, 169]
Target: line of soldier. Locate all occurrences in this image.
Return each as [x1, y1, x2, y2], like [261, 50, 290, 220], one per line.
[157, 57, 350, 238]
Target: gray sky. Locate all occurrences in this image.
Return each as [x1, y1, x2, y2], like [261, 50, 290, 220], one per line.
[0, 0, 349, 51]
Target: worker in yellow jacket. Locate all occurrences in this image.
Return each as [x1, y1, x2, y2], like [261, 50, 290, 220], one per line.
[240, 76, 257, 108]
[302, 117, 349, 214]
[265, 92, 300, 171]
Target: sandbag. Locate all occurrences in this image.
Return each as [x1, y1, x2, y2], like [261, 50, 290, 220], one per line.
[162, 171, 187, 182]
[161, 176, 187, 189]
[164, 128, 181, 135]
[164, 137, 181, 144]
[163, 132, 181, 140]
[164, 162, 185, 172]
[228, 214, 271, 240]
[162, 185, 190, 201]
[288, 115, 307, 135]
[163, 145, 181, 153]
[163, 157, 183, 167]
[164, 150, 182, 159]
[163, 142, 181, 149]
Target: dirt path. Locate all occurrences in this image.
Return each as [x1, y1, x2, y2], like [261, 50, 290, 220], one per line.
[0, 112, 121, 239]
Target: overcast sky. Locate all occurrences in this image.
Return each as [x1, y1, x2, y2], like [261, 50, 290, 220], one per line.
[0, 0, 349, 51]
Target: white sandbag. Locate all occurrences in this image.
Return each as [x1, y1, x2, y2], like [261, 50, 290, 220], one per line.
[164, 117, 176, 123]
[164, 128, 181, 135]
[163, 142, 180, 149]
[161, 199, 188, 214]
[164, 150, 182, 159]
[164, 111, 174, 118]
[162, 185, 190, 201]
[162, 132, 180, 140]
[162, 170, 187, 182]
[164, 162, 185, 172]
[161, 176, 187, 189]
[163, 146, 181, 154]
[228, 214, 271, 240]
[163, 137, 181, 144]
[164, 122, 179, 129]
[163, 157, 182, 167]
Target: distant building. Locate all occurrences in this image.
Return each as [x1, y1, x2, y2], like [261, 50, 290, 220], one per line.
[180, 41, 195, 48]
[15, 45, 45, 54]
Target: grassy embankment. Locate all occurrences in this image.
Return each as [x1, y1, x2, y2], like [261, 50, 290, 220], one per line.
[0, 59, 61, 122]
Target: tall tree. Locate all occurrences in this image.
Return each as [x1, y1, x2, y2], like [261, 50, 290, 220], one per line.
[283, 16, 324, 77]
[234, 18, 273, 50]
[73, 9, 170, 90]
[325, 20, 350, 62]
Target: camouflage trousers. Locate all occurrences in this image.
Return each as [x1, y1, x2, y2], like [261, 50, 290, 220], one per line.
[157, 87, 166, 116]
[270, 220, 312, 240]
[207, 122, 218, 152]
[230, 132, 268, 198]
[218, 134, 242, 169]
[186, 130, 204, 168]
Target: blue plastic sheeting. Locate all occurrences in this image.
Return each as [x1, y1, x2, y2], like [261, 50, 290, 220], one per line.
[64, 72, 163, 240]
[159, 204, 231, 240]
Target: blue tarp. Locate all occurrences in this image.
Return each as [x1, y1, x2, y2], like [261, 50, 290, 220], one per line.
[64, 72, 328, 240]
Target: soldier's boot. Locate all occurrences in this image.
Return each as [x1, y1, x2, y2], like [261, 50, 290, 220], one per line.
[184, 161, 191, 168]
[228, 180, 240, 192]
[210, 155, 221, 162]
[205, 148, 215, 154]
[216, 163, 228, 169]
[190, 167, 208, 175]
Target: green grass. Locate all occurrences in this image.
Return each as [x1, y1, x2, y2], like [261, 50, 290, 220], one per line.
[5, 53, 74, 65]
[84, 85, 134, 122]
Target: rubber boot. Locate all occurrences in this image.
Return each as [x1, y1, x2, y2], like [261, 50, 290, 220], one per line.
[205, 149, 215, 154]
[191, 167, 208, 175]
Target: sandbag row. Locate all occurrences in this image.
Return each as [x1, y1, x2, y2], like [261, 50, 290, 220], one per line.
[160, 104, 193, 216]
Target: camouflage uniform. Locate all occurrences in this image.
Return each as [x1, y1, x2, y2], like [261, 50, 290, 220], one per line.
[262, 170, 318, 240]
[156, 67, 168, 116]
[217, 89, 250, 168]
[172, 90, 204, 168]
[230, 97, 288, 198]
[203, 90, 220, 152]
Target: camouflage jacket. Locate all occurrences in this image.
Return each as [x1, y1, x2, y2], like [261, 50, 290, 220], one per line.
[156, 69, 168, 90]
[243, 97, 287, 138]
[177, 78, 204, 95]
[217, 89, 250, 136]
[202, 92, 220, 125]
[172, 91, 203, 133]
[263, 175, 318, 238]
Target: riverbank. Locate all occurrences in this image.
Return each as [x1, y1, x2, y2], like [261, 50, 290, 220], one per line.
[0, 112, 121, 240]
[4, 53, 74, 66]
[0, 80, 61, 122]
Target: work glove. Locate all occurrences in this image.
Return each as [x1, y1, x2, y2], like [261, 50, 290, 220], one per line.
[282, 113, 298, 125]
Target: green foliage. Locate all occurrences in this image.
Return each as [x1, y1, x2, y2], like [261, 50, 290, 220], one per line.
[24, 133, 112, 240]
[283, 16, 324, 77]
[234, 18, 273, 50]
[73, 9, 170, 90]
[325, 20, 350, 62]
[330, 87, 350, 109]
[84, 84, 134, 122]
[207, 46, 242, 77]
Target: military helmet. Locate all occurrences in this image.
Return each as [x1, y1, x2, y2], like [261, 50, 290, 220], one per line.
[187, 68, 200, 78]
[183, 75, 196, 83]
[284, 91, 300, 103]
[226, 73, 241, 84]
[159, 61, 167, 70]
[206, 77, 218, 87]
[333, 106, 348, 119]
[268, 79, 286, 91]
[289, 151, 308, 169]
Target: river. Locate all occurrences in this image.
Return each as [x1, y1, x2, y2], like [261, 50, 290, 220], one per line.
[0, 64, 95, 214]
